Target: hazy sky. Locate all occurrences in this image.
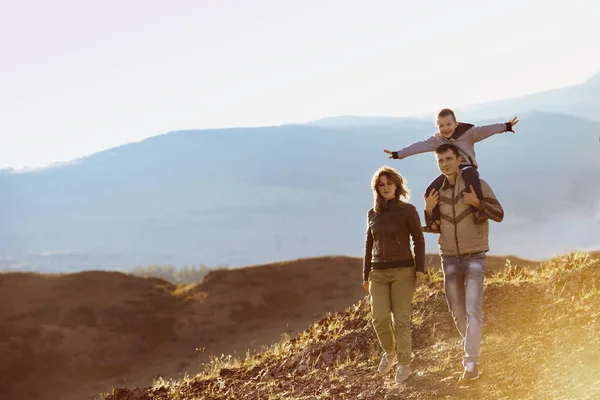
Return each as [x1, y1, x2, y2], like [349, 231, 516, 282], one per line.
[2, 0, 599, 169]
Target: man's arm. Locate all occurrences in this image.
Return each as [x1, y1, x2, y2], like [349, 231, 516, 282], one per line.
[424, 207, 434, 226]
[479, 180, 504, 222]
[390, 134, 442, 159]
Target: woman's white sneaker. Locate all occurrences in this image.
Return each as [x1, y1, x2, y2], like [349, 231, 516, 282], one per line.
[377, 352, 396, 374]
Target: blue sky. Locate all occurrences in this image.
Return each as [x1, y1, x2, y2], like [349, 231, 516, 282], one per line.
[2, 0, 599, 169]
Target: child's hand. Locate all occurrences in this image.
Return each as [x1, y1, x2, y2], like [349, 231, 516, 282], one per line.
[507, 116, 519, 132]
[383, 149, 394, 159]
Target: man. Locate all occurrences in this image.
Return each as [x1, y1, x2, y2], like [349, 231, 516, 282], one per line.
[424, 143, 504, 381]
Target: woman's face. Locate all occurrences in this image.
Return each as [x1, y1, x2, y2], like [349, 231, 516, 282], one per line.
[377, 174, 397, 200]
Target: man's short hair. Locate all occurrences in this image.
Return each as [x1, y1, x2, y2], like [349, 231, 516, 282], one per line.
[437, 108, 456, 121]
[435, 143, 461, 159]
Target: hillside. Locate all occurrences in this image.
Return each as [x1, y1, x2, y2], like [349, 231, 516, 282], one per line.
[2, 110, 600, 272]
[105, 251, 600, 400]
[0, 254, 536, 400]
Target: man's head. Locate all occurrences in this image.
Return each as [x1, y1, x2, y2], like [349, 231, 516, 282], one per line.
[435, 144, 462, 176]
[436, 108, 459, 139]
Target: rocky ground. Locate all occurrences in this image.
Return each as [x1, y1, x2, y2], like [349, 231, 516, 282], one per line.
[105, 252, 600, 400]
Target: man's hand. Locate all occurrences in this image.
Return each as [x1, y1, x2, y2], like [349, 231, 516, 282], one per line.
[425, 189, 439, 213]
[463, 185, 481, 208]
[383, 149, 394, 159]
[507, 116, 519, 132]
[363, 281, 369, 292]
[416, 271, 425, 283]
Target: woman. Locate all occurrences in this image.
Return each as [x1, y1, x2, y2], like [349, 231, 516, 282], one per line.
[363, 166, 426, 383]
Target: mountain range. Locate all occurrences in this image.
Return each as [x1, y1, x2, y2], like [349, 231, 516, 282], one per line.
[1, 72, 599, 272]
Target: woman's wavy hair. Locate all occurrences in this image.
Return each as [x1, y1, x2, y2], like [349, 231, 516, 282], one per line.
[371, 166, 411, 214]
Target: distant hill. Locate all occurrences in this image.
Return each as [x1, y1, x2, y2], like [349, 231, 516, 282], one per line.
[0, 254, 538, 400]
[308, 71, 600, 126]
[455, 71, 600, 122]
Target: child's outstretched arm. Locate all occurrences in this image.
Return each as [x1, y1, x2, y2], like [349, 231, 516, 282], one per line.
[466, 116, 519, 143]
[383, 134, 442, 159]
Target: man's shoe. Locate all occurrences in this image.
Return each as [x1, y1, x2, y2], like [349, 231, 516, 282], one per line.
[462, 362, 480, 380]
[395, 364, 411, 383]
[474, 210, 489, 224]
[377, 352, 396, 374]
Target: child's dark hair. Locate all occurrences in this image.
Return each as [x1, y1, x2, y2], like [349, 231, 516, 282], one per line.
[437, 108, 457, 121]
[435, 143, 461, 159]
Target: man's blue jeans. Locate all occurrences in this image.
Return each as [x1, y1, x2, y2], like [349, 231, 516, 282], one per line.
[441, 252, 486, 365]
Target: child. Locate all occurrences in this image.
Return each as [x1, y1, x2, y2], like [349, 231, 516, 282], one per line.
[383, 108, 518, 233]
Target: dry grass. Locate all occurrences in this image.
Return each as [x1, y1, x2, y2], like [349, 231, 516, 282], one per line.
[104, 251, 600, 400]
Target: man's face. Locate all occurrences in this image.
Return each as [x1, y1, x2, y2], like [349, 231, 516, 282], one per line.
[436, 115, 459, 138]
[436, 149, 461, 176]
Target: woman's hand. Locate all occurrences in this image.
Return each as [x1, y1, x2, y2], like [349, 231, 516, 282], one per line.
[416, 271, 425, 283]
[363, 281, 369, 292]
